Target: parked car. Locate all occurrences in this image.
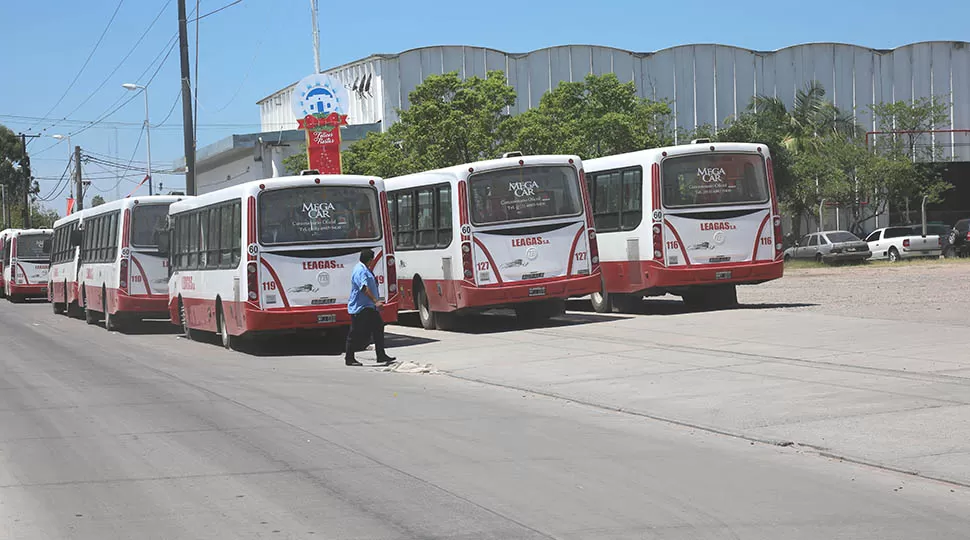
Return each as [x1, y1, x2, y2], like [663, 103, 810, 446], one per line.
[864, 226, 942, 262]
[942, 219, 970, 258]
[783, 231, 872, 264]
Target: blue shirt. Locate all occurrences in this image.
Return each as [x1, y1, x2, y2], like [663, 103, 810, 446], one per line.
[348, 261, 380, 315]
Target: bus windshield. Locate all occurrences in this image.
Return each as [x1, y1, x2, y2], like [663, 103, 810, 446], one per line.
[258, 185, 381, 245]
[470, 165, 583, 225]
[131, 205, 170, 248]
[661, 153, 770, 208]
[17, 234, 52, 260]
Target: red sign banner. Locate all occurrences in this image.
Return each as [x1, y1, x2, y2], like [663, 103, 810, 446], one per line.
[299, 113, 347, 174]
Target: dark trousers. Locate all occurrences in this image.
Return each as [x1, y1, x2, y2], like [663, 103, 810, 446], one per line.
[345, 307, 387, 359]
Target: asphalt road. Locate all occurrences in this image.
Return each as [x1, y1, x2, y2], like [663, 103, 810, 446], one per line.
[1, 299, 968, 539]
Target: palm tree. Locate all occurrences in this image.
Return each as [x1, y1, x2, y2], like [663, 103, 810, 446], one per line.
[751, 81, 859, 154]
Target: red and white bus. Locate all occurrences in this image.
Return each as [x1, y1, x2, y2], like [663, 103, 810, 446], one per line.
[385, 154, 601, 329]
[49, 210, 88, 316]
[163, 175, 398, 349]
[583, 141, 784, 312]
[0, 228, 15, 297]
[75, 196, 186, 330]
[2, 228, 53, 302]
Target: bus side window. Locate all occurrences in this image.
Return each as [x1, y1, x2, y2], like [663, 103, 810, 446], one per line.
[436, 185, 452, 248]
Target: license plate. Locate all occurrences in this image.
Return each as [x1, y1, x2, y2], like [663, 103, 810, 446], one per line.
[522, 272, 545, 280]
[528, 286, 546, 297]
[715, 271, 732, 280]
[847, 247, 856, 252]
[317, 314, 337, 324]
[311, 298, 336, 305]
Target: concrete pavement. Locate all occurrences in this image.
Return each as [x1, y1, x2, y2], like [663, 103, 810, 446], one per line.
[1, 300, 968, 538]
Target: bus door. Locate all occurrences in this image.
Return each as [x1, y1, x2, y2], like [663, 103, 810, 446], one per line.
[660, 153, 774, 267]
[256, 185, 386, 311]
[468, 165, 590, 286]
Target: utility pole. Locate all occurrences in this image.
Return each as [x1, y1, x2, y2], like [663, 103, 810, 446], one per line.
[177, 0, 197, 196]
[19, 133, 40, 228]
[1, 184, 7, 228]
[74, 145, 84, 211]
[310, 0, 321, 73]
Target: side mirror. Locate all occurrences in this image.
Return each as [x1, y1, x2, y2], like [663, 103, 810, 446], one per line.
[156, 229, 170, 256]
[69, 229, 82, 247]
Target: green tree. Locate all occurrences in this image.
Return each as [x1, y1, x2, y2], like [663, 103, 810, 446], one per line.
[1, 125, 40, 218]
[505, 73, 672, 158]
[90, 195, 106, 207]
[751, 81, 860, 154]
[868, 97, 953, 223]
[4, 203, 59, 229]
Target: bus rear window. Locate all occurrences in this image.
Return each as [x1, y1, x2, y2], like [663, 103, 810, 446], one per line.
[661, 153, 770, 208]
[469, 165, 582, 225]
[131, 204, 170, 248]
[16, 234, 52, 260]
[258, 186, 381, 245]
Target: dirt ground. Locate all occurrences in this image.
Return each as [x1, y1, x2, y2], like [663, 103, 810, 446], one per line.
[740, 259, 970, 326]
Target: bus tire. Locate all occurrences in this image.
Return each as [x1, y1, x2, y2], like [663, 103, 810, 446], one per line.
[52, 299, 65, 315]
[416, 285, 437, 330]
[9, 294, 24, 304]
[104, 290, 122, 332]
[590, 277, 612, 314]
[217, 301, 239, 350]
[611, 294, 642, 314]
[84, 305, 98, 325]
[178, 297, 198, 341]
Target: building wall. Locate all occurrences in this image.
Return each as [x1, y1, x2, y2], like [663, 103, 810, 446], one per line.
[258, 42, 970, 161]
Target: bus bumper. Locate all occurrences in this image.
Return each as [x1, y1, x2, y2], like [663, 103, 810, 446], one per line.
[458, 272, 601, 308]
[604, 259, 784, 293]
[8, 283, 47, 298]
[241, 301, 400, 334]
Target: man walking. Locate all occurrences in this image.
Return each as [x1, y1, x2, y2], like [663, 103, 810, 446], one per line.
[345, 248, 396, 366]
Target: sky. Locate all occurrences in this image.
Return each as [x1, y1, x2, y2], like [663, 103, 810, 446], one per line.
[1, 0, 968, 214]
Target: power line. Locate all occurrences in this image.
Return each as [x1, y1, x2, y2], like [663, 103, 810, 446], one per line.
[192, 0, 244, 22]
[28, 0, 127, 132]
[37, 153, 75, 202]
[39, 0, 174, 134]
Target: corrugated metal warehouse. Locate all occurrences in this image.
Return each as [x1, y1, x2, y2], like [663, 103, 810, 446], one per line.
[258, 41, 970, 162]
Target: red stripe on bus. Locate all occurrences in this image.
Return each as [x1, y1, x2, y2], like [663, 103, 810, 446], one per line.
[259, 258, 290, 308]
[457, 180, 469, 240]
[472, 237, 503, 285]
[121, 209, 131, 248]
[751, 213, 771, 261]
[766, 157, 779, 216]
[379, 192, 393, 253]
[367, 250, 383, 271]
[663, 219, 691, 267]
[578, 168, 595, 229]
[247, 196, 257, 261]
[651, 163, 661, 212]
[16, 263, 30, 285]
[130, 255, 153, 295]
[565, 226, 584, 275]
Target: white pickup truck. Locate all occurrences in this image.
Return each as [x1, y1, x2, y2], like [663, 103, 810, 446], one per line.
[864, 226, 942, 262]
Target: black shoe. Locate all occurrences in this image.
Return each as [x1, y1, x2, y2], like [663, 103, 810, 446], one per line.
[345, 358, 363, 366]
[376, 355, 396, 364]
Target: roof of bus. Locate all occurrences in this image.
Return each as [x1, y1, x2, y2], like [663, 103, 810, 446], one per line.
[11, 228, 53, 236]
[0, 228, 20, 237]
[169, 174, 384, 214]
[584, 142, 771, 171]
[78, 195, 189, 221]
[385, 154, 583, 187]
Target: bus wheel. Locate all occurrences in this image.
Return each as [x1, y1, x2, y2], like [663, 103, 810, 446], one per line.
[590, 278, 613, 314]
[178, 298, 198, 341]
[104, 291, 122, 332]
[83, 292, 98, 324]
[611, 294, 642, 314]
[712, 284, 738, 309]
[9, 294, 24, 304]
[416, 286, 437, 330]
[217, 301, 238, 350]
[52, 299, 65, 315]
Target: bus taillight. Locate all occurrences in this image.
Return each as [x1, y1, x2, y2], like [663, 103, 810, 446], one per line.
[461, 242, 474, 281]
[652, 223, 664, 261]
[386, 255, 398, 295]
[119, 258, 129, 294]
[246, 262, 259, 305]
[588, 229, 600, 268]
[773, 215, 783, 256]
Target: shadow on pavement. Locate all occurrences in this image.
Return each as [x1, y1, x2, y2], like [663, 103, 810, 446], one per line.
[392, 310, 630, 335]
[113, 319, 181, 336]
[236, 331, 437, 358]
[566, 298, 817, 316]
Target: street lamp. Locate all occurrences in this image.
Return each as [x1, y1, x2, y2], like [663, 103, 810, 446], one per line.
[51, 134, 74, 200]
[122, 83, 153, 195]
